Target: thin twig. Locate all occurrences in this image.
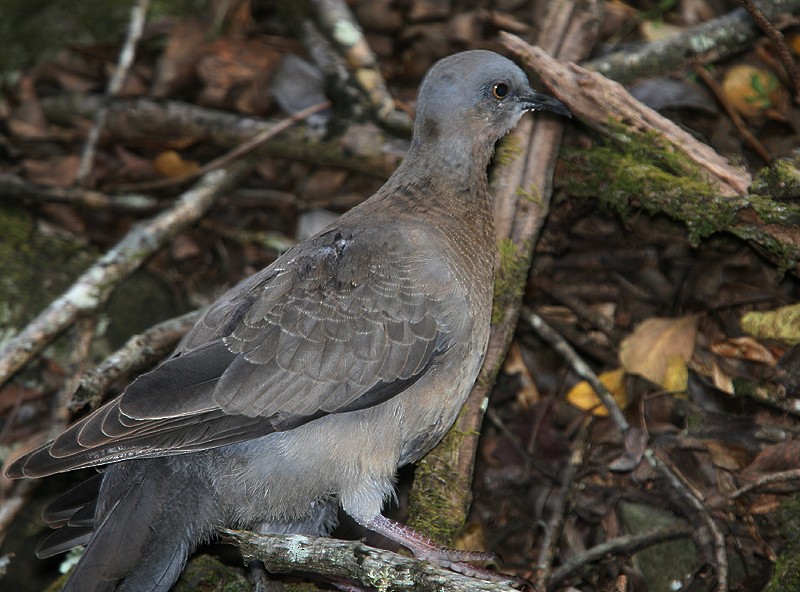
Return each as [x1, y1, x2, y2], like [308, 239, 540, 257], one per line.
[76, 0, 151, 186]
[548, 524, 694, 587]
[0, 173, 159, 213]
[731, 468, 800, 498]
[583, 0, 800, 85]
[50, 317, 96, 436]
[693, 65, 773, 163]
[535, 428, 589, 590]
[740, 0, 800, 102]
[522, 310, 630, 433]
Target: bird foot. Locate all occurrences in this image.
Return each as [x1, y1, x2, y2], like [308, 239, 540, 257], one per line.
[361, 514, 520, 585]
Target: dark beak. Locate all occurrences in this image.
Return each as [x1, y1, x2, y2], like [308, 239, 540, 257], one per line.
[521, 90, 571, 118]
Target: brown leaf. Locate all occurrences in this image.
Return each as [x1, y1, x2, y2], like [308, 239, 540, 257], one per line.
[711, 336, 779, 365]
[620, 316, 699, 388]
[22, 155, 81, 187]
[152, 18, 210, 98]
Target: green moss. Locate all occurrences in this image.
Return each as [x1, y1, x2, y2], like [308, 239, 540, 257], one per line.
[750, 158, 800, 201]
[491, 238, 531, 325]
[515, 184, 543, 206]
[174, 555, 251, 592]
[560, 140, 735, 245]
[493, 133, 524, 168]
[0, 205, 95, 347]
[764, 496, 800, 592]
[407, 404, 480, 545]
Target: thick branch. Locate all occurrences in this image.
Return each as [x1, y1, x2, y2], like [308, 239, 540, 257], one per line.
[406, 0, 601, 544]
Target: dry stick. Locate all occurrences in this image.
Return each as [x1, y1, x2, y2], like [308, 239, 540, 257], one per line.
[740, 0, 800, 102]
[308, 0, 410, 133]
[406, 0, 601, 546]
[0, 162, 251, 389]
[548, 523, 694, 587]
[522, 310, 730, 592]
[693, 65, 773, 163]
[119, 100, 332, 193]
[503, 32, 752, 197]
[0, 173, 159, 213]
[50, 317, 96, 436]
[76, 0, 150, 187]
[535, 428, 589, 590]
[41, 94, 400, 181]
[731, 468, 800, 498]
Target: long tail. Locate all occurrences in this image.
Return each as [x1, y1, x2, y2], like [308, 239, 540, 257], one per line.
[41, 460, 209, 592]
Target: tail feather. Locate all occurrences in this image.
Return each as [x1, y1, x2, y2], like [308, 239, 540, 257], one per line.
[42, 472, 103, 527]
[55, 460, 205, 592]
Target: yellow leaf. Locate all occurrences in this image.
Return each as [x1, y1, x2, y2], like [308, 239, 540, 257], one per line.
[620, 316, 699, 388]
[741, 303, 800, 345]
[662, 354, 689, 393]
[566, 368, 628, 417]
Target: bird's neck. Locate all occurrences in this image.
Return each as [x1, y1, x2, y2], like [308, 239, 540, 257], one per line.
[386, 135, 497, 209]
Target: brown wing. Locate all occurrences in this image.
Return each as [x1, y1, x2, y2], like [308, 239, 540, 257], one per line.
[8, 224, 470, 478]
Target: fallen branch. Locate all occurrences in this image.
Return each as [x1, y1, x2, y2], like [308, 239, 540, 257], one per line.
[40, 95, 402, 182]
[505, 33, 800, 270]
[220, 529, 518, 592]
[76, 0, 150, 186]
[503, 32, 751, 197]
[583, 0, 800, 85]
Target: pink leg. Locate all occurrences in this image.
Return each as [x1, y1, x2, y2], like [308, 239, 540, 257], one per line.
[358, 514, 517, 583]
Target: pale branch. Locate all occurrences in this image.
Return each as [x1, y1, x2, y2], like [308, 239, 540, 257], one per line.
[77, 0, 151, 187]
[0, 162, 252, 388]
[220, 529, 518, 592]
[548, 524, 695, 587]
[583, 0, 800, 85]
[308, 0, 411, 133]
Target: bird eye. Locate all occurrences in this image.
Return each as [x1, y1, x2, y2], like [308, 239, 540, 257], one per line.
[492, 82, 509, 99]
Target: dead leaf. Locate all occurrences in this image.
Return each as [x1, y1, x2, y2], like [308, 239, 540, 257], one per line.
[22, 155, 80, 187]
[566, 368, 627, 417]
[503, 341, 540, 408]
[152, 18, 210, 98]
[711, 336, 779, 365]
[620, 316, 699, 388]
